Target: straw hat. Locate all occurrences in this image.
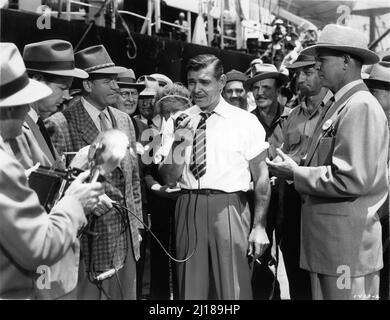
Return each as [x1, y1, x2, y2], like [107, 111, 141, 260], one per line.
[364, 61, 390, 86]
[137, 75, 159, 97]
[301, 24, 379, 65]
[0, 42, 52, 107]
[150, 73, 173, 87]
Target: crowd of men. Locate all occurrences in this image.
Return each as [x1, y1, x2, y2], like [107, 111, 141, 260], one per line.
[1, 22, 390, 300]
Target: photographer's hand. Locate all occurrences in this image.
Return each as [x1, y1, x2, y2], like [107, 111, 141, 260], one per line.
[65, 170, 104, 213]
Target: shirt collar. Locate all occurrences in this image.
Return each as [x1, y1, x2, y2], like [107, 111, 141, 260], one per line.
[301, 89, 333, 118]
[334, 79, 363, 102]
[81, 97, 109, 121]
[193, 96, 230, 118]
[28, 107, 39, 123]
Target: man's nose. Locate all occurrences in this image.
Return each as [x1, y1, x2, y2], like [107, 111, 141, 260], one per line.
[192, 82, 201, 93]
[231, 90, 238, 98]
[111, 80, 119, 90]
[256, 87, 264, 96]
[297, 72, 306, 83]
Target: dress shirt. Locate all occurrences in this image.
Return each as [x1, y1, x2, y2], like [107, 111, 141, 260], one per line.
[162, 97, 269, 192]
[282, 90, 333, 164]
[81, 97, 112, 132]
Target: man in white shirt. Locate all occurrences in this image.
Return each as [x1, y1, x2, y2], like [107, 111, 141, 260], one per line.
[160, 54, 271, 299]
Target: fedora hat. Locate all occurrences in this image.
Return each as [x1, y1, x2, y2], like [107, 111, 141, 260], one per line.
[301, 24, 379, 65]
[117, 69, 145, 92]
[75, 45, 127, 74]
[364, 61, 390, 86]
[286, 54, 316, 69]
[225, 69, 248, 83]
[244, 63, 289, 91]
[0, 43, 52, 108]
[23, 40, 88, 79]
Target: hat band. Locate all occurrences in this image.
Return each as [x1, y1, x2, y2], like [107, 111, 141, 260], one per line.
[84, 62, 115, 73]
[0, 72, 29, 99]
[118, 77, 136, 83]
[25, 60, 75, 71]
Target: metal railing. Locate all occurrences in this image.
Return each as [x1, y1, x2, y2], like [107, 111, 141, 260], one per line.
[52, 0, 266, 50]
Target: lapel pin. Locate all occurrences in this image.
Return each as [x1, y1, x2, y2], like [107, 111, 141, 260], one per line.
[322, 119, 333, 131]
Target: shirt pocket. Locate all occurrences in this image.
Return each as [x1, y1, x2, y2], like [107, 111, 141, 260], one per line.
[286, 131, 301, 149]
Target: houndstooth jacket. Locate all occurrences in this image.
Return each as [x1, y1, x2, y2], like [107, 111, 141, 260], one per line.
[45, 99, 143, 260]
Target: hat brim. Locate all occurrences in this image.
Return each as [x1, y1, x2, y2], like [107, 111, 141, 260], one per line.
[286, 60, 316, 69]
[88, 66, 127, 74]
[244, 72, 289, 91]
[0, 78, 52, 107]
[139, 88, 157, 96]
[364, 78, 390, 86]
[301, 44, 379, 65]
[26, 67, 89, 79]
[117, 82, 146, 92]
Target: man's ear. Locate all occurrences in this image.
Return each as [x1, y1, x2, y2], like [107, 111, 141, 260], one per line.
[82, 80, 92, 93]
[219, 74, 227, 92]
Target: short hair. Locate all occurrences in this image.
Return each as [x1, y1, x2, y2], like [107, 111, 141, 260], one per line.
[186, 54, 224, 80]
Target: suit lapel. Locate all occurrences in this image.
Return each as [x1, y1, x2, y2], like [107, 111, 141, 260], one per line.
[304, 83, 369, 166]
[74, 101, 100, 145]
[24, 113, 56, 165]
[107, 107, 118, 129]
[107, 107, 129, 171]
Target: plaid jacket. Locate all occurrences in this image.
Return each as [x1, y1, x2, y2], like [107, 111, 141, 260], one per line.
[45, 99, 143, 260]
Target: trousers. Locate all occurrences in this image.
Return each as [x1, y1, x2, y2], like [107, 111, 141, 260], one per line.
[175, 191, 252, 300]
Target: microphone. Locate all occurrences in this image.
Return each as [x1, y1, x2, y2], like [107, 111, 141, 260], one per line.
[88, 129, 130, 183]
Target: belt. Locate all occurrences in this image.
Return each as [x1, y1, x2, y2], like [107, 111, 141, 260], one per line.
[181, 188, 243, 195]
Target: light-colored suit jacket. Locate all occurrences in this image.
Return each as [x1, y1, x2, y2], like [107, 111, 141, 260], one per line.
[294, 82, 389, 276]
[0, 140, 86, 299]
[24, 112, 64, 169]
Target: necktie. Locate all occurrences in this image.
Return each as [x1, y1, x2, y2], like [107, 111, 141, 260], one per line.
[37, 117, 56, 158]
[99, 111, 111, 132]
[190, 112, 213, 179]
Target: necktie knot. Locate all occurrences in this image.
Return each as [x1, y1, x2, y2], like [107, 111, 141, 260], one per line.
[99, 111, 110, 131]
[200, 112, 213, 120]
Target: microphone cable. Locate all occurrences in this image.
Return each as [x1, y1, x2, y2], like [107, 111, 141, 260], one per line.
[113, 202, 196, 263]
